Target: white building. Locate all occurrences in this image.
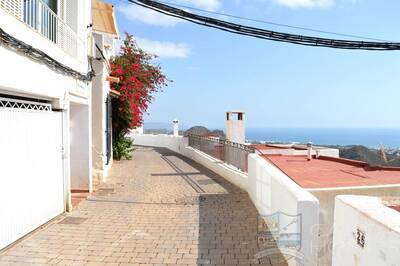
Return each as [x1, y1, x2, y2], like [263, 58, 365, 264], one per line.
[262, 154, 400, 265]
[0, 0, 93, 250]
[90, 0, 119, 185]
[332, 195, 400, 265]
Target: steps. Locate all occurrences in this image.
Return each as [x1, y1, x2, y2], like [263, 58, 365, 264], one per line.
[92, 170, 103, 191]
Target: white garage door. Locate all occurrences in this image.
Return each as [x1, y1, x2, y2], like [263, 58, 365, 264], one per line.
[0, 97, 64, 250]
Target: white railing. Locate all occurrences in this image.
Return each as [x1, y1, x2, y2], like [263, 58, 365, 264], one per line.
[0, 0, 83, 60]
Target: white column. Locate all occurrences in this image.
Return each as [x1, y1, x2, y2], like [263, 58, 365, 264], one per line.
[70, 102, 92, 192]
[62, 106, 72, 212]
[173, 119, 179, 136]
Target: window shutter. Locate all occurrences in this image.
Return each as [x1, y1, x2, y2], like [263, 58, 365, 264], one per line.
[65, 0, 77, 33]
[0, 0, 23, 19]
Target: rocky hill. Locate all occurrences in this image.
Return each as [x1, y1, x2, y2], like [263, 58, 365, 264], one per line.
[184, 126, 226, 139]
[339, 145, 400, 167]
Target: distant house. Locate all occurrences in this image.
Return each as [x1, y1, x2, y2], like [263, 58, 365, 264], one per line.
[260, 153, 400, 265]
[0, 0, 117, 250]
[90, 0, 119, 185]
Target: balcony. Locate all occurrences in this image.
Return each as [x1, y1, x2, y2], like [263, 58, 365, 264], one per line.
[0, 0, 83, 60]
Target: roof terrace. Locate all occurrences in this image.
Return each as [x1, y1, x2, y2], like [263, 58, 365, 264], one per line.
[263, 155, 400, 189]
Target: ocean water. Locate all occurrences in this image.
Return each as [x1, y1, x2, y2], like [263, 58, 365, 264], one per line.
[246, 128, 400, 148]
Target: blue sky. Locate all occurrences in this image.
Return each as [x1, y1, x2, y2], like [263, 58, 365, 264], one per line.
[108, 0, 400, 129]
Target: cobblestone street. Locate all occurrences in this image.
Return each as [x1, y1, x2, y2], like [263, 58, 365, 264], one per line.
[0, 147, 285, 266]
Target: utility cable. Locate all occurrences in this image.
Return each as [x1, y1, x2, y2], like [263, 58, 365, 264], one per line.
[126, 0, 400, 51]
[155, 0, 392, 42]
[0, 27, 95, 81]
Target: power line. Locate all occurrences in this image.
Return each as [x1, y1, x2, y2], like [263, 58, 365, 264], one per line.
[0, 27, 95, 81]
[156, 0, 392, 42]
[126, 0, 400, 51]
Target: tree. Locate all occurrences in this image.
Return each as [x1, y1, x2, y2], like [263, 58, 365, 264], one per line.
[110, 33, 168, 160]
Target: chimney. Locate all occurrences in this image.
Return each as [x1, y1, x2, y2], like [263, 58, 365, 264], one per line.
[226, 111, 245, 144]
[307, 142, 313, 161]
[173, 119, 179, 137]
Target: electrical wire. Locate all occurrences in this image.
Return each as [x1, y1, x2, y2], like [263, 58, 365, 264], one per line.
[126, 0, 400, 51]
[0, 27, 95, 81]
[155, 0, 392, 42]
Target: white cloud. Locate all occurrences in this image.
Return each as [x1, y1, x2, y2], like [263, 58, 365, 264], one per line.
[135, 37, 190, 59]
[272, 0, 334, 8]
[117, 4, 181, 27]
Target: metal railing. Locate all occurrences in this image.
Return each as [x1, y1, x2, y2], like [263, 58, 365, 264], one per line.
[0, 0, 83, 60]
[188, 134, 255, 172]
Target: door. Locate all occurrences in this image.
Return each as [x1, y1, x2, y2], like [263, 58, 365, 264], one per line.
[105, 96, 112, 165]
[0, 97, 64, 250]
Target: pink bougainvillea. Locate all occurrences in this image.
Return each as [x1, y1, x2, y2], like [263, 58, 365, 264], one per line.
[110, 33, 168, 159]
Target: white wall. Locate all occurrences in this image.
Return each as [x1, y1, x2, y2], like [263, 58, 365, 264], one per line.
[332, 195, 400, 266]
[70, 103, 92, 191]
[131, 134, 188, 155]
[183, 147, 248, 191]
[0, 45, 82, 101]
[248, 154, 320, 266]
[91, 33, 109, 176]
[309, 184, 400, 266]
[91, 29, 118, 180]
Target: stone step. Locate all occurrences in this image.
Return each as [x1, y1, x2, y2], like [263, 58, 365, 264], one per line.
[92, 170, 103, 192]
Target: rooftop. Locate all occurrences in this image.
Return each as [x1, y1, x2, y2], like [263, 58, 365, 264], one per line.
[389, 205, 400, 213]
[263, 155, 400, 189]
[382, 197, 400, 213]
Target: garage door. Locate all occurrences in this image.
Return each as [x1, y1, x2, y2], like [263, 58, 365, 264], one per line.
[0, 97, 64, 250]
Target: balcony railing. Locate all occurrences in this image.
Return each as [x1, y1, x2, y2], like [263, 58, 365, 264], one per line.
[0, 0, 83, 60]
[188, 134, 255, 172]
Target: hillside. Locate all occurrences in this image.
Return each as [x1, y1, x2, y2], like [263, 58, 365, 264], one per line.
[339, 145, 400, 167]
[184, 126, 226, 139]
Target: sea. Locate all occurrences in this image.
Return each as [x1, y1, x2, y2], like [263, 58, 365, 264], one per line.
[246, 128, 400, 149]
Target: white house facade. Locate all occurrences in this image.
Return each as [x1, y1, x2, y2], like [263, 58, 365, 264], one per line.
[0, 0, 93, 250]
[90, 0, 119, 185]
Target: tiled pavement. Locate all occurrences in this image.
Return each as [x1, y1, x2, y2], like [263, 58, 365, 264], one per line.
[0, 146, 287, 265]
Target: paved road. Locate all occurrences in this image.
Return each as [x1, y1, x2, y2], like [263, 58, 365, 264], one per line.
[0, 147, 286, 265]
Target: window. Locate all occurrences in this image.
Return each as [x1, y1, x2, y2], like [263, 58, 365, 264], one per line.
[43, 0, 57, 13]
